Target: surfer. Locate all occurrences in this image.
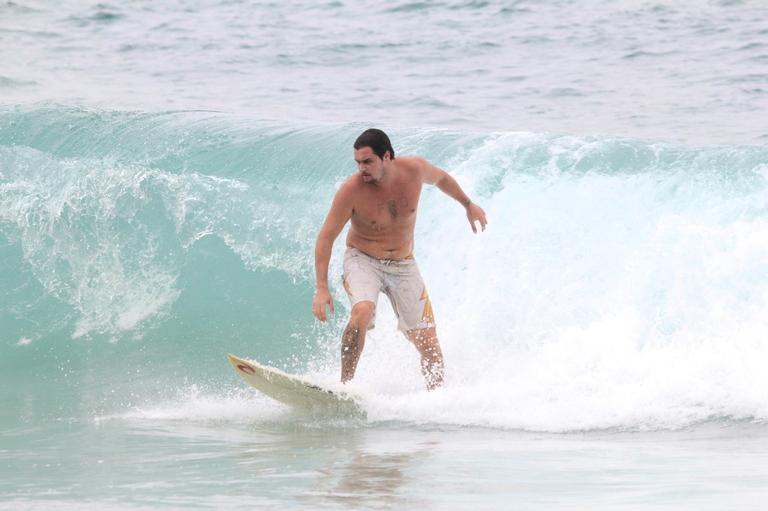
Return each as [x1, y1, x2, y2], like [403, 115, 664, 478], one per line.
[312, 128, 487, 390]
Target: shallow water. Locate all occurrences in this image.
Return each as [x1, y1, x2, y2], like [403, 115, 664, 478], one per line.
[3, 417, 768, 510]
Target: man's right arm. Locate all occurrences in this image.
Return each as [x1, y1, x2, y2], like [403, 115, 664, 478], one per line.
[313, 186, 353, 322]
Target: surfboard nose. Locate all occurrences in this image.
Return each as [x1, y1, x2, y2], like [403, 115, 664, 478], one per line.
[227, 353, 254, 373]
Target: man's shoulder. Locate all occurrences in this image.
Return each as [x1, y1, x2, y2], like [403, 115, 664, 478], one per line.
[335, 174, 362, 198]
[396, 155, 428, 169]
[395, 156, 429, 179]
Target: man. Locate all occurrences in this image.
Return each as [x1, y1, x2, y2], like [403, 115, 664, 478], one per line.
[312, 129, 487, 390]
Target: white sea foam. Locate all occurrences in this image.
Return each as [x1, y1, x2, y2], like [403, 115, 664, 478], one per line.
[314, 134, 768, 432]
[102, 385, 284, 424]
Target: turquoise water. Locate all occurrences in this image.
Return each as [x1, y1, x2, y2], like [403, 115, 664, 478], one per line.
[3, 1, 768, 509]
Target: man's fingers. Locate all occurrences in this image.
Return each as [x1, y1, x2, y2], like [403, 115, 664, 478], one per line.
[313, 301, 325, 322]
[313, 297, 333, 322]
[468, 204, 488, 234]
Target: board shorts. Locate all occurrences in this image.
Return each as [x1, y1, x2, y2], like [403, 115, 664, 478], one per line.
[342, 247, 436, 333]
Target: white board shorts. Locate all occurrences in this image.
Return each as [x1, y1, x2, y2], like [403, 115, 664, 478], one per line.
[342, 247, 436, 333]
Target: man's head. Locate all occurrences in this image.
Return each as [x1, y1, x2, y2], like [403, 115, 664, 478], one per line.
[353, 129, 395, 183]
[354, 128, 395, 161]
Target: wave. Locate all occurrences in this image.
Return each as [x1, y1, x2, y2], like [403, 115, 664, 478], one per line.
[2, 104, 767, 431]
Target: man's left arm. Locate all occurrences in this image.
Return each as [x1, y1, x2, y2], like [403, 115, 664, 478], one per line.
[418, 158, 488, 233]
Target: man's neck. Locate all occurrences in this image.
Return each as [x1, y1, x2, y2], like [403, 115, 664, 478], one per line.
[372, 162, 394, 187]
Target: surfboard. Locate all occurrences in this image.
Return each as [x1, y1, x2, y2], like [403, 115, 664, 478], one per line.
[226, 353, 363, 415]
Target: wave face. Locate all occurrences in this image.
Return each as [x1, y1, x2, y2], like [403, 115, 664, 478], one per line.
[2, 105, 768, 431]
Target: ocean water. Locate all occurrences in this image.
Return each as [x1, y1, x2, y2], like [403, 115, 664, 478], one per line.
[2, 0, 768, 509]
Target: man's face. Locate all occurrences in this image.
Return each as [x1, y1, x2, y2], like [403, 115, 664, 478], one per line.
[354, 146, 388, 183]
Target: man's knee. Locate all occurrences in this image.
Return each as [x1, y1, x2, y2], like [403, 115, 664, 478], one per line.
[350, 301, 374, 328]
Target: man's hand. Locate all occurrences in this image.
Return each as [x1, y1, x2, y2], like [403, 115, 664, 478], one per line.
[313, 288, 335, 321]
[466, 202, 488, 233]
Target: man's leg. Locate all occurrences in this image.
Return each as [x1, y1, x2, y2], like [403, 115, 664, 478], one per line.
[406, 327, 444, 390]
[341, 301, 375, 383]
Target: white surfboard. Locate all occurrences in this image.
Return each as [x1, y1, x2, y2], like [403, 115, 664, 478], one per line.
[226, 353, 363, 415]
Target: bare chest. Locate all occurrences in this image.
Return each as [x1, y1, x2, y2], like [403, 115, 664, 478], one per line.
[352, 187, 421, 233]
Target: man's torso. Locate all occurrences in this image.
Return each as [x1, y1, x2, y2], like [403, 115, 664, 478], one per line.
[345, 157, 423, 260]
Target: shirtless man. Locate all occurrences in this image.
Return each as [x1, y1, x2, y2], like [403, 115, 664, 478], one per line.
[312, 129, 487, 390]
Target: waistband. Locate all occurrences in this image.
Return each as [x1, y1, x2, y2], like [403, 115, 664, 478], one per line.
[346, 246, 415, 265]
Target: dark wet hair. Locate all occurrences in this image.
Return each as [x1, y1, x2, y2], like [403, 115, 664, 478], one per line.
[353, 128, 395, 160]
